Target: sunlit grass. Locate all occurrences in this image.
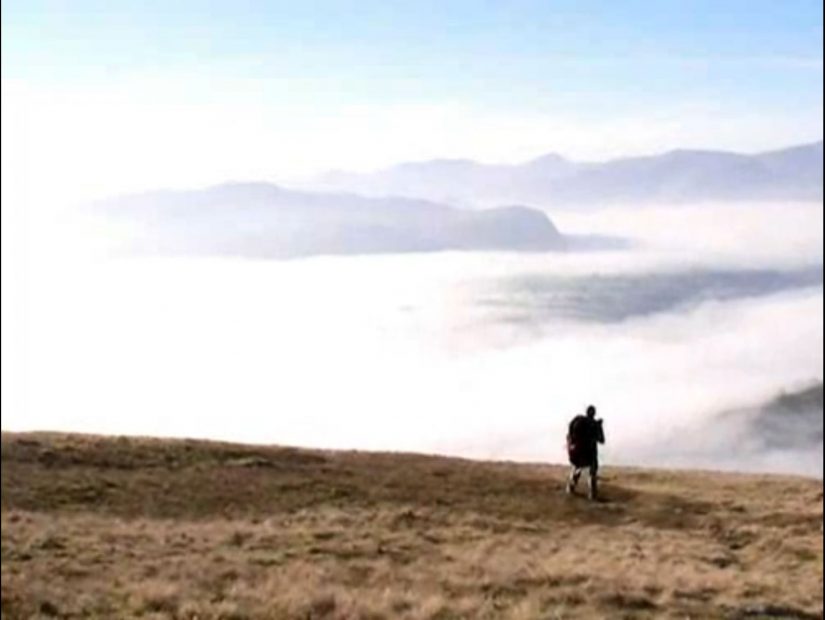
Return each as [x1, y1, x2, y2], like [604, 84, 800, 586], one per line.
[2, 432, 822, 619]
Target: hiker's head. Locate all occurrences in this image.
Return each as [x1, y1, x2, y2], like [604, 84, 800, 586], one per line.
[586, 405, 597, 418]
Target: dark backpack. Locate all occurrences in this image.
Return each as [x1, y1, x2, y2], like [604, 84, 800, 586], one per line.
[568, 415, 588, 444]
[567, 415, 600, 466]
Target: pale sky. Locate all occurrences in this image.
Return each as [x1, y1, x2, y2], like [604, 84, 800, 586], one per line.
[1, 2, 823, 468]
[2, 0, 823, 204]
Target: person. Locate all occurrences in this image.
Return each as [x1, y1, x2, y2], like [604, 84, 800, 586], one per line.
[566, 405, 605, 500]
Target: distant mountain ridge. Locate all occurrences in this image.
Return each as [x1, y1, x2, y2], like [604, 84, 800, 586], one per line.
[311, 141, 824, 207]
[89, 182, 566, 258]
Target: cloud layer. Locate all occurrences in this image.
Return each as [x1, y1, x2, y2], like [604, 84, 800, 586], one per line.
[4, 202, 822, 476]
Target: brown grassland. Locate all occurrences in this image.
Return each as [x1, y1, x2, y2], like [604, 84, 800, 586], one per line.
[1, 432, 822, 619]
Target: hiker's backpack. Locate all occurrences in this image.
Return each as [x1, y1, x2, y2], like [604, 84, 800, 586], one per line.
[567, 415, 595, 467]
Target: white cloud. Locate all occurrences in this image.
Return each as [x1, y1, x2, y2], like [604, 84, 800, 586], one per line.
[4, 203, 822, 475]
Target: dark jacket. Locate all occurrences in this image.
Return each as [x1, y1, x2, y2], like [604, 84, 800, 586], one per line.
[567, 415, 605, 467]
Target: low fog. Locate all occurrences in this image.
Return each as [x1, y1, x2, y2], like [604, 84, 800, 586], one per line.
[3, 200, 823, 477]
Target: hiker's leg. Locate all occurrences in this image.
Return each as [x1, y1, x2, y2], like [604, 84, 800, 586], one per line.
[588, 468, 598, 500]
[567, 467, 581, 493]
[588, 459, 599, 500]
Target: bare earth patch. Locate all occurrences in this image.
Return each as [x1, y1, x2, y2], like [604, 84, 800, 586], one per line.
[1, 432, 822, 619]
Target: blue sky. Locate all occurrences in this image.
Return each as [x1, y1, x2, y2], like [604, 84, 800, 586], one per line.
[2, 0, 823, 200]
[5, 1, 822, 106]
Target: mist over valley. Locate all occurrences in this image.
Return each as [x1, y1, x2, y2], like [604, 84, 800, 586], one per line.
[12, 189, 823, 477]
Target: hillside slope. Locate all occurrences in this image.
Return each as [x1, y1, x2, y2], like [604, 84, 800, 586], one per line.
[731, 383, 824, 451]
[1, 432, 822, 619]
[633, 383, 824, 477]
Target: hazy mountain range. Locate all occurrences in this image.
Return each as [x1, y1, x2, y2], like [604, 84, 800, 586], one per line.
[310, 141, 824, 207]
[90, 183, 566, 258]
[87, 141, 822, 258]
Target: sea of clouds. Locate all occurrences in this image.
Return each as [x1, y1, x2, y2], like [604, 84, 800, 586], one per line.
[3, 201, 822, 475]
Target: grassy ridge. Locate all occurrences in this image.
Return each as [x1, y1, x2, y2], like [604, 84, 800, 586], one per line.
[1, 432, 822, 619]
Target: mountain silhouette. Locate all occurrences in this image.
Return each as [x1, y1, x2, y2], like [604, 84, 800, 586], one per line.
[311, 141, 824, 207]
[90, 183, 566, 258]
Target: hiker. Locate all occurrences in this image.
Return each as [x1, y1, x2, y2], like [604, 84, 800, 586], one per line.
[566, 405, 605, 500]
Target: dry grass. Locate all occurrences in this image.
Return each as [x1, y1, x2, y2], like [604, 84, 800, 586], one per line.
[1, 432, 822, 619]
